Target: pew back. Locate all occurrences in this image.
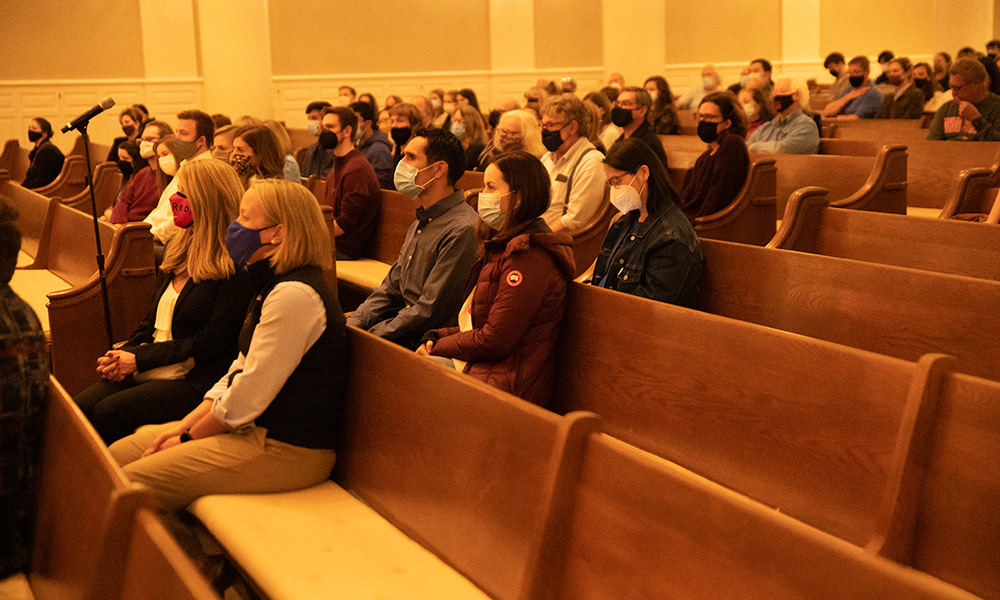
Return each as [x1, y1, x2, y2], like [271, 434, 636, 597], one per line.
[371, 189, 414, 264]
[693, 156, 777, 245]
[56, 161, 122, 215]
[0, 138, 31, 182]
[33, 155, 88, 199]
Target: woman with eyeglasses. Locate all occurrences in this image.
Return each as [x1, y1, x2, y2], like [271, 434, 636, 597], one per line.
[678, 91, 750, 221]
[591, 138, 703, 307]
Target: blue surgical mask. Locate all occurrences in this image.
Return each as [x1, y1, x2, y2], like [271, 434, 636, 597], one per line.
[477, 192, 508, 230]
[225, 220, 274, 266]
[393, 160, 438, 199]
[308, 120, 321, 136]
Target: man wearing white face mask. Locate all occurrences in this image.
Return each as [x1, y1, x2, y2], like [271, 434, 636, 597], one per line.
[347, 129, 479, 349]
[676, 64, 723, 110]
[590, 138, 703, 307]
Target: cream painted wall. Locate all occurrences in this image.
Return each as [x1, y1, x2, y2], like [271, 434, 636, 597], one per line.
[664, 0, 782, 65]
[197, 0, 273, 119]
[138, 0, 199, 80]
[602, 0, 666, 87]
[533, 0, 603, 69]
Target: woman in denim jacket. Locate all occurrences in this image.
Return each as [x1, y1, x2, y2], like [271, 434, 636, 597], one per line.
[591, 138, 704, 307]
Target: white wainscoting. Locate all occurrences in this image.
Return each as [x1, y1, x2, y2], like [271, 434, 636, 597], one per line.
[0, 79, 203, 155]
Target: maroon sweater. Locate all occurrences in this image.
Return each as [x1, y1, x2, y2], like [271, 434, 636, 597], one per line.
[324, 150, 381, 259]
[678, 132, 749, 221]
[110, 166, 160, 223]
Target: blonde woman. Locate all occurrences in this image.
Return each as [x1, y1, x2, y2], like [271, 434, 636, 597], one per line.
[75, 160, 254, 444]
[479, 109, 546, 169]
[262, 119, 303, 183]
[109, 179, 346, 512]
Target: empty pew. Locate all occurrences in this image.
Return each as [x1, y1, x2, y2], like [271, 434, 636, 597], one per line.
[938, 149, 1000, 219]
[770, 187, 1000, 280]
[697, 237, 1000, 382]
[54, 161, 122, 215]
[32, 154, 89, 199]
[905, 141, 1000, 209]
[29, 377, 218, 600]
[0, 138, 31, 182]
[827, 118, 929, 142]
[693, 156, 777, 245]
[67, 134, 111, 173]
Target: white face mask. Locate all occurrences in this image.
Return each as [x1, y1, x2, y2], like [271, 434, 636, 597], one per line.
[648, 90, 659, 102]
[139, 140, 156, 158]
[477, 192, 508, 230]
[703, 76, 716, 89]
[308, 120, 321, 136]
[158, 154, 177, 176]
[609, 174, 643, 215]
[741, 102, 758, 121]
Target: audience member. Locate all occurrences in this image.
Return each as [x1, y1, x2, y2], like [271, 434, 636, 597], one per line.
[822, 55, 884, 119]
[538, 94, 606, 233]
[727, 66, 751, 96]
[389, 102, 424, 165]
[109, 120, 173, 223]
[679, 92, 749, 220]
[384, 94, 403, 109]
[418, 152, 574, 407]
[979, 56, 1000, 95]
[319, 107, 381, 260]
[358, 93, 379, 113]
[428, 88, 446, 127]
[560, 77, 578, 94]
[350, 100, 394, 188]
[644, 76, 681, 134]
[76, 160, 253, 444]
[956, 46, 979, 60]
[107, 107, 144, 162]
[231, 124, 286, 185]
[211, 113, 231, 129]
[607, 72, 626, 89]
[0, 200, 50, 578]
[934, 52, 952, 90]
[584, 91, 621, 151]
[451, 105, 488, 172]
[456, 88, 482, 112]
[234, 115, 261, 128]
[582, 101, 608, 153]
[676, 64, 722, 110]
[21, 117, 64, 190]
[748, 58, 774, 95]
[114, 140, 143, 196]
[875, 57, 925, 119]
[411, 96, 435, 128]
[609, 86, 670, 168]
[481, 110, 546, 169]
[145, 109, 216, 248]
[987, 39, 1000, 58]
[348, 129, 479, 349]
[377, 108, 392, 135]
[913, 61, 950, 113]
[152, 135, 192, 193]
[874, 50, 895, 85]
[338, 85, 357, 104]
[824, 52, 850, 98]
[261, 120, 302, 184]
[109, 178, 346, 513]
[591, 138, 703, 307]
[927, 57, 1000, 141]
[738, 87, 775, 137]
[748, 78, 820, 154]
[299, 100, 335, 178]
[133, 103, 151, 125]
[211, 124, 237, 163]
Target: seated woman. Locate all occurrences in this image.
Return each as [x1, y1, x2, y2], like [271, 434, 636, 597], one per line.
[679, 91, 750, 220]
[107, 107, 145, 162]
[644, 75, 681, 134]
[21, 118, 64, 190]
[584, 91, 622, 152]
[262, 120, 302, 184]
[418, 152, 575, 408]
[231, 124, 286, 187]
[211, 124, 237, 163]
[875, 57, 926, 119]
[738, 87, 775, 138]
[479, 110, 546, 169]
[591, 138, 704, 307]
[108, 179, 346, 512]
[450, 105, 488, 171]
[912, 61, 950, 113]
[75, 160, 254, 444]
[107, 120, 174, 223]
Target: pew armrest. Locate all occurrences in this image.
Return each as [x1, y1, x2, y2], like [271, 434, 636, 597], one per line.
[767, 187, 830, 250]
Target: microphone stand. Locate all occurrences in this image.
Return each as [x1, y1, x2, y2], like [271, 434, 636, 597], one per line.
[77, 122, 114, 349]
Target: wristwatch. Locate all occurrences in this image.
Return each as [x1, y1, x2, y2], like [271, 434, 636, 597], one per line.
[179, 429, 193, 443]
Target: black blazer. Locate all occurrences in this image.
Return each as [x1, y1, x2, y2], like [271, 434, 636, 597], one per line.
[122, 269, 254, 392]
[22, 141, 65, 189]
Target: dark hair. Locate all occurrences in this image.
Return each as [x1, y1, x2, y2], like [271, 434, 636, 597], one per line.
[349, 101, 376, 125]
[339, 85, 357, 98]
[889, 56, 913, 73]
[742, 87, 776, 123]
[132, 104, 150, 118]
[604, 137, 678, 216]
[119, 107, 143, 124]
[700, 91, 748, 138]
[937, 51, 952, 66]
[234, 124, 284, 179]
[599, 85, 621, 103]
[488, 109, 503, 129]
[358, 94, 379, 114]
[584, 91, 612, 127]
[979, 57, 1000, 94]
[912, 62, 941, 101]
[751, 58, 773, 73]
[211, 113, 231, 128]
[490, 151, 551, 236]
[644, 76, 675, 110]
[176, 109, 215, 147]
[118, 140, 144, 184]
[414, 127, 464, 185]
[823, 52, 845, 68]
[33, 117, 54, 141]
[622, 86, 653, 109]
[306, 101, 332, 114]
[323, 106, 358, 137]
[457, 88, 481, 112]
[0, 201, 20, 284]
[849, 55, 871, 71]
[877, 50, 895, 63]
[988, 39, 1000, 50]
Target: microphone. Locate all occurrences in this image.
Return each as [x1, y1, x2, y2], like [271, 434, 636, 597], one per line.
[62, 97, 116, 133]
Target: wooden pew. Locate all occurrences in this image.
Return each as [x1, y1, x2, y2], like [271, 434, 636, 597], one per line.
[285, 127, 315, 153]
[905, 141, 1000, 209]
[54, 161, 122, 215]
[693, 156, 777, 245]
[0, 138, 31, 182]
[455, 170, 484, 193]
[318, 204, 339, 296]
[770, 188, 1000, 280]
[67, 134, 112, 173]
[29, 377, 217, 600]
[32, 154, 88, 199]
[697, 237, 1000, 382]
[567, 184, 614, 277]
[938, 149, 1000, 219]
[827, 118, 929, 142]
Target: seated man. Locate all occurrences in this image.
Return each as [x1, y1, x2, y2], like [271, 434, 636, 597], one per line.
[609, 86, 670, 168]
[350, 101, 393, 189]
[822, 55, 885, 119]
[928, 57, 1000, 141]
[539, 94, 606, 232]
[320, 107, 381, 260]
[824, 52, 850, 98]
[747, 78, 820, 154]
[299, 100, 335, 178]
[347, 129, 479, 349]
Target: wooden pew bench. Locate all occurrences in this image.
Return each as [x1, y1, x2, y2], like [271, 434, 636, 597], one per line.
[937, 149, 1000, 219]
[697, 237, 1000, 382]
[771, 187, 1000, 280]
[32, 154, 88, 200]
[905, 141, 1000, 210]
[692, 156, 777, 245]
[0, 138, 31, 183]
[54, 161, 122, 216]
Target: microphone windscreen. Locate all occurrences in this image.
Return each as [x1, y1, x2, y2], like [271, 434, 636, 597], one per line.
[100, 97, 116, 110]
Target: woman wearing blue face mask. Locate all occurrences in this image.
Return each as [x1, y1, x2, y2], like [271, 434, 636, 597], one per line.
[591, 138, 703, 307]
[450, 105, 488, 171]
[75, 160, 253, 444]
[417, 152, 575, 408]
[109, 178, 347, 512]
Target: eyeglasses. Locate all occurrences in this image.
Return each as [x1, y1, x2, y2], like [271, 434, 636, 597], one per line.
[607, 172, 635, 187]
[497, 128, 522, 137]
[616, 101, 638, 109]
[540, 120, 567, 132]
[695, 113, 724, 123]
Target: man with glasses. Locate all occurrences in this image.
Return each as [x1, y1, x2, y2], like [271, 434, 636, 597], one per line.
[609, 86, 670, 168]
[539, 94, 606, 232]
[928, 57, 1000, 141]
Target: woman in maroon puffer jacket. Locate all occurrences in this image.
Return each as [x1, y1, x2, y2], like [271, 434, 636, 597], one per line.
[418, 151, 576, 407]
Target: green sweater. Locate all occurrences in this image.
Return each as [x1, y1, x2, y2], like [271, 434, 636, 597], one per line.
[875, 84, 926, 119]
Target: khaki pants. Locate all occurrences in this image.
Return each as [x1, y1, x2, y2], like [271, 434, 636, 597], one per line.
[109, 424, 336, 511]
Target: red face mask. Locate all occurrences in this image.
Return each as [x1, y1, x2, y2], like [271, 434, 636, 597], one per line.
[170, 192, 193, 228]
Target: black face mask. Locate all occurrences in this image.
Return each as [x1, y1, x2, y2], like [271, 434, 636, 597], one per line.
[696, 120, 720, 144]
[319, 130, 340, 150]
[390, 127, 412, 148]
[914, 77, 928, 88]
[541, 128, 564, 152]
[610, 106, 634, 128]
[122, 124, 136, 137]
[27, 130, 43, 143]
[829, 69, 839, 78]
[774, 95, 795, 113]
[848, 75, 865, 88]
[116, 160, 133, 178]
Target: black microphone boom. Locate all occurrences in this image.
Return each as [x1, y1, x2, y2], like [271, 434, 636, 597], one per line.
[61, 97, 115, 134]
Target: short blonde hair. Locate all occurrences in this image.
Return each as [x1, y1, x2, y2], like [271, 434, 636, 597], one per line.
[251, 179, 333, 273]
[161, 160, 242, 282]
